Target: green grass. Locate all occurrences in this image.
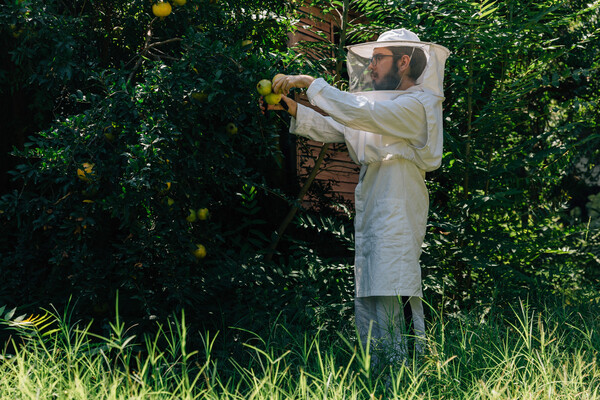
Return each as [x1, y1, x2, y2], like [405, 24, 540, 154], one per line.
[1, 299, 599, 399]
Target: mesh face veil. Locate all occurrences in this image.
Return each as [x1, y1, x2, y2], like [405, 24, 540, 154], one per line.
[346, 29, 450, 96]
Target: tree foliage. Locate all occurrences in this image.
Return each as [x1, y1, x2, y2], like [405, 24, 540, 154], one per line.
[0, 0, 324, 328]
[0, 0, 599, 335]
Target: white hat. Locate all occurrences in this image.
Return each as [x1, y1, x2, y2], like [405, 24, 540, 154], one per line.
[379, 28, 420, 41]
[346, 29, 450, 96]
[348, 28, 423, 59]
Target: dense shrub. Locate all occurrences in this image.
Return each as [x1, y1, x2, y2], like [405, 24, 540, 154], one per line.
[0, 0, 322, 330]
[1, 0, 599, 339]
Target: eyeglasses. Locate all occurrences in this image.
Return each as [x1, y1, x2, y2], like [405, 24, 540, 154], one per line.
[369, 54, 394, 66]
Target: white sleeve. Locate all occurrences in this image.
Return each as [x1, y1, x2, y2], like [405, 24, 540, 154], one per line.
[289, 103, 345, 144]
[306, 78, 426, 146]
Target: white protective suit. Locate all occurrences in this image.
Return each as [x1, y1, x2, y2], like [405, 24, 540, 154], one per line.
[290, 30, 450, 300]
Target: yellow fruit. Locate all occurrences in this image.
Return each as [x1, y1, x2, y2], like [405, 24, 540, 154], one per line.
[256, 79, 272, 96]
[191, 91, 208, 102]
[173, 0, 186, 5]
[264, 93, 282, 105]
[196, 208, 209, 220]
[103, 126, 116, 141]
[226, 122, 238, 135]
[10, 24, 23, 38]
[159, 181, 171, 195]
[193, 244, 207, 259]
[241, 39, 253, 48]
[186, 209, 197, 222]
[152, 2, 172, 17]
[77, 163, 95, 182]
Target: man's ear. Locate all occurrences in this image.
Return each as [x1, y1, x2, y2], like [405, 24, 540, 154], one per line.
[398, 54, 411, 71]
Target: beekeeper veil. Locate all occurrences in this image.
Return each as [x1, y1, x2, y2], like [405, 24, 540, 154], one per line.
[347, 29, 450, 97]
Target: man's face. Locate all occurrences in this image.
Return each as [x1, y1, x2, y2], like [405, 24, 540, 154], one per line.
[368, 48, 400, 90]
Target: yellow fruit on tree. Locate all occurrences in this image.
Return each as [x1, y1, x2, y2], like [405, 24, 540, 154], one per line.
[77, 163, 95, 182]
[196, 208, 209, 220]
[186, 209, 197, 223]
[264, 93, 282, 105]
[191, 91, 208, 102]
[226, 122, 238, 135]
[10, 24, 23, 38]
[152, 2, 172, 17]
[173, 0, 186, 5]
[193, 244, 207, 259]
[256, 79, 272, 96]
[103, 126, 116, 141]
[159, 181, 172, 195]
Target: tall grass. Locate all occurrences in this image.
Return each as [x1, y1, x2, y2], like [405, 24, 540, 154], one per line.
[1, 299, 598, 399]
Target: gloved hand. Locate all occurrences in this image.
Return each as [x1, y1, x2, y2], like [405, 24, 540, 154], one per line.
[271, 74, 315, 96]
[259, 94, 297, 118]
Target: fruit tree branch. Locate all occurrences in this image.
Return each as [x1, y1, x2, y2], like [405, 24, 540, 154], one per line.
[127, 18, 182, 85]
[265, 142, 330, 262]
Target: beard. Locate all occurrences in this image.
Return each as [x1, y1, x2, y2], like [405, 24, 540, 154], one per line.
[372, 64, 401, 90]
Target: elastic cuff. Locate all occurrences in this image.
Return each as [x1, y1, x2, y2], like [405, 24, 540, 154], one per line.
[289, 103, 311, 137]
[306, 78, 328, 103]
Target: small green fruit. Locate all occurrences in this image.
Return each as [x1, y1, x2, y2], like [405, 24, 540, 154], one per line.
[191, 91, 209, 102]
[197, 208, 209, 220]
[264, 93, 282, 105]
[186, 209, 197, 223]
[256, 79, 272, 96]
[159, 181, 172, 195]
[226, 122, 238, 135]
[193, 244, 207, 259]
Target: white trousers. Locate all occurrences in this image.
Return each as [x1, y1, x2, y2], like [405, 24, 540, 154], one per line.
[355, 296, 425, 364]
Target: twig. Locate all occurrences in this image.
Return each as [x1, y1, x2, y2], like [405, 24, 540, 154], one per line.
[214, 53, 245, 72]
[127, 18, 156, 85]
[148, 37, 183, 49]
[126, 20, 182, 85]
[265, 143, 331, 262]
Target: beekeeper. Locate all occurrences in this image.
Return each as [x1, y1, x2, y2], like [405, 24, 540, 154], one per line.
[267, 29, 449, 362]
